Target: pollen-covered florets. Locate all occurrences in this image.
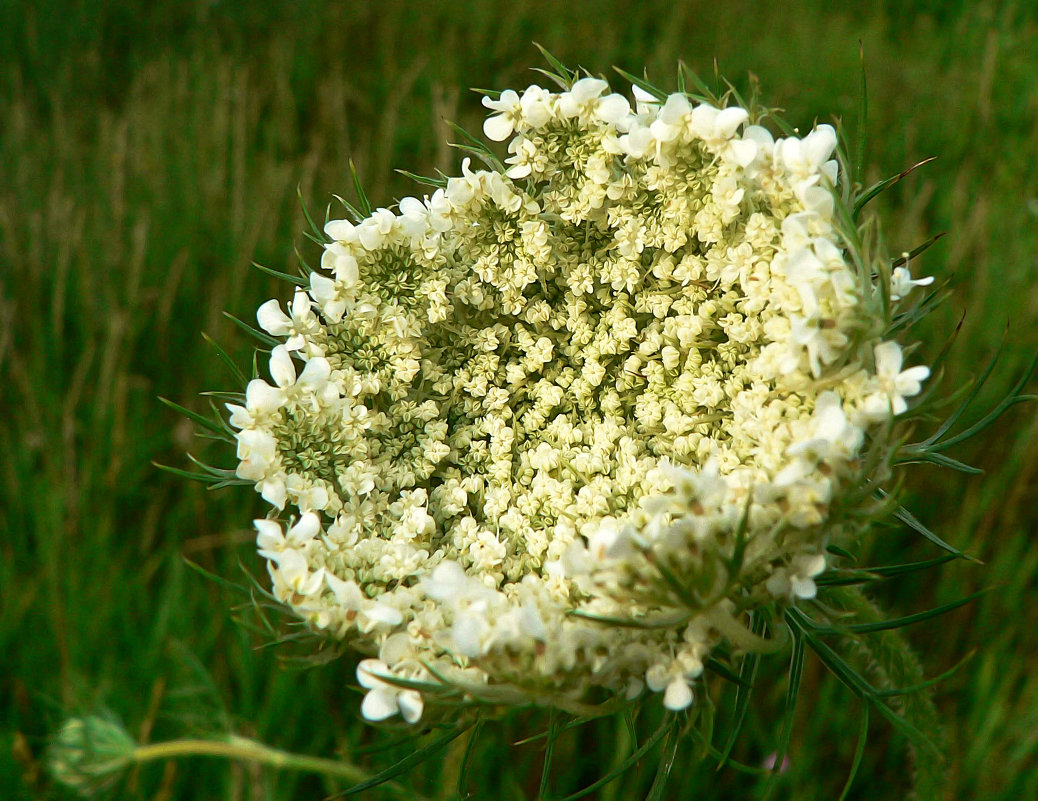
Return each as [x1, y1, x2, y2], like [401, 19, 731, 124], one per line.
[227, 76, 931, 722]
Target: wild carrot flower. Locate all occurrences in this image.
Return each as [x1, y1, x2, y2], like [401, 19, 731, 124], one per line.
[224, 73, 938, 724]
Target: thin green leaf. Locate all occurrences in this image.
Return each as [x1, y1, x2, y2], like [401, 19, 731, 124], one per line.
[654, 559, 700, 609]
[826, 543, 857, 561]
[184, 452, 237, 478]
[530, 67, 575, 91]
[207, 477, 251, 490]
[613, 67, 668, 101]
[858, 553, 959, 579]
[448, 141, 507, 173]
[877, 649, 977, 698]
[395, 169, 448, 189]
[704, 657, 750, 688]
[538, 708, 562, 800]
[201, 331, 248, 385]
[854, 157, 938, 219]
[152, 461, 220, 484]
[896, 450, 984, 474]
[199, 389, 246, 403]
[677, 61, 716, 102]
[532, 43, 578, 88]
[917, 331, 1007, 448]
[332, 726, 469, 798]
[689, 727, 771, 775]
[567, 608, 688, 629]
[853, 41, 868, 189]
[182, 557, 250, 596]
[785, 609, 940, 757]
[761, 626, 803, 799]
[836, 705, 869, 801]
[716, 612, 764, 770]
[811, 589, 988, 635]
[555, 716, 672, 801]
[349, 159, 372, 217]
[457, 716, 484, 799]
[644, 719, 682, 801]
[890, 232, 946, 268]
[928, 352, 1038, 452]
[816, 554, 958, 586]
[158, 396, 224, 435]
[332, 193, 366, 224]
[298, 185, 330, 243]
[251, 260, 307, 287]
[885, 497, 977, 562]
[223, 311, 279, 347]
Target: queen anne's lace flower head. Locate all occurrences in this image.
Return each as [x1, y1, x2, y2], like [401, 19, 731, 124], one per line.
[226, 74, 931, 722]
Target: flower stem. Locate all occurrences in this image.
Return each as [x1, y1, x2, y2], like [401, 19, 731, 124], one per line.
[130, 735, 421, 799]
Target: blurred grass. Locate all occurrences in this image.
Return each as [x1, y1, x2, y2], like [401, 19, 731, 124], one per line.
[1, 1, 1035, 798]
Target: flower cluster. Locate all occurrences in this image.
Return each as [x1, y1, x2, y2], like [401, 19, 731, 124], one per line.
[227, 76, 932, 722]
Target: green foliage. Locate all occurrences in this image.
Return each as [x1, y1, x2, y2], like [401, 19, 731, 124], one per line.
[2, 1, 1036, 799]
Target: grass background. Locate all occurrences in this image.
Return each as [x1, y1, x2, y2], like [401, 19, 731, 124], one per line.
[1, 0, 1035, 798]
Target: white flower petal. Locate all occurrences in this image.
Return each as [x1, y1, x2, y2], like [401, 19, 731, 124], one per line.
[397, 691, 424, 724]
[257, 299, 292, 336]
[361, 687, 400, 721]
[288, 512, 321, 545]
[663, 677, 694, 710]
[357, 659, 389, 690]
[297, 357, 331, 391]
[254, 519, 284, 551]
[269, 346, 296, 388]
[483, 114, 514, 142]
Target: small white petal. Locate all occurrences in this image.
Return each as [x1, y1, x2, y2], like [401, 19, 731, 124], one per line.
[297, 357, 331, 391]
[361, 687, 399, 721]
[324, 219, 355, 242]
[791, 576, 818, 599]
[288, 512, 321, 545]
[357, 659, 389, 690]
[595, 93, 631, 124]
[257, 299, 292, 336]
[874, 341, 903, 377]
[365, 604, 404, 626]
[714, 106, 749, 138]
[260, 476, 287, 510]
[728, 138, 759, 167]
[483, 114, 514, 142]
[245, 380, 284, 414]
[663, 677, 694, 710]
[254, 519, 284, 551]
[398, 691, 424, 724]
[269, 346, 296, 388]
